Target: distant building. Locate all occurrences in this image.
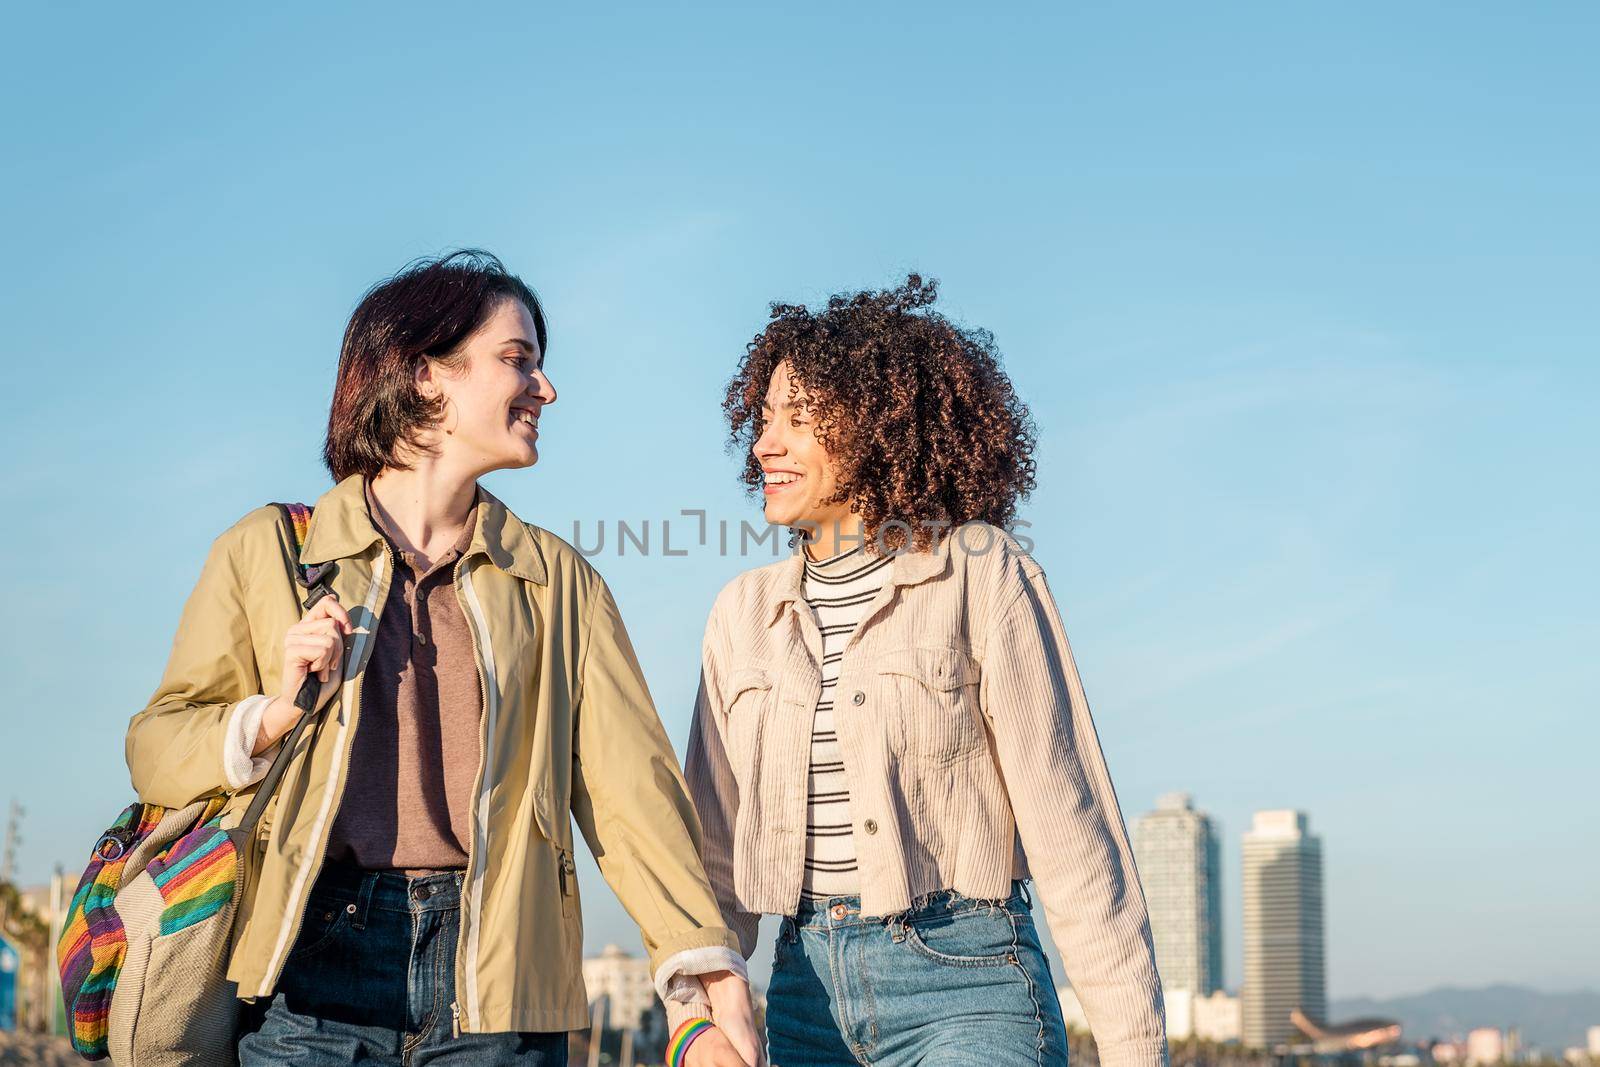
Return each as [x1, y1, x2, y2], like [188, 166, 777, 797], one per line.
[1132, 793, 1223, 996]
[582, 944, 658, 1032]
[1168, 988, 1243, 1042]
[1589, 1027, 1600, 1058]
[1241, 810, 1326, 1048]
[1168, 988, 1195, 1039]
[1193, 990, 1243, 1043]
[1466, 1027, 1505, 1065]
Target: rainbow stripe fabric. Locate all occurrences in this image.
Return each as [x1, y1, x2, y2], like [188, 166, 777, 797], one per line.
[283, 501, 312, 556]
[57, 797, 234, 1058]
[147, 818, 237, 936]
[57, 803, 164, 1056]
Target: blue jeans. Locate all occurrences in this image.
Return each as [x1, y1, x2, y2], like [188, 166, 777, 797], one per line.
[767, 882, 1068, 1067]
[238, 862, 567, 1066]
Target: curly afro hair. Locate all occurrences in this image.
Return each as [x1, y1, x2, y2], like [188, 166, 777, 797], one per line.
[724, 274, 1037, 552]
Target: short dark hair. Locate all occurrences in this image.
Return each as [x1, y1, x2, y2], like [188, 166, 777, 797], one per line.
[724, 274, 1037, 552]
[324, 249, 548, 481]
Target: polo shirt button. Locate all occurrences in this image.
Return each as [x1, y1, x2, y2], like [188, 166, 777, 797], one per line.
[851, 691, 866, 706]
[864, 818, 879, 835]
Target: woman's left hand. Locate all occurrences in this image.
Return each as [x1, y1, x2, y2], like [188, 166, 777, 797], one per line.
[703, 969, 766, 1067]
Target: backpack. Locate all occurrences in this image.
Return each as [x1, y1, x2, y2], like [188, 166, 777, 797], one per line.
[57, 503, 335, 1064]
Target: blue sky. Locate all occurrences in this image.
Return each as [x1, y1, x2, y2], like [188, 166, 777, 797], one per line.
[1, 4, 1594, 1000]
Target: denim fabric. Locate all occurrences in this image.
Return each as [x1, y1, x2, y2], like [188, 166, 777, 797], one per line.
[238, 862, 567, 1066]
[767, 881, 1068, 1067]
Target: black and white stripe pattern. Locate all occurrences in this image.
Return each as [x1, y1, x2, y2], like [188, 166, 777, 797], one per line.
[801, 544, 892, 899]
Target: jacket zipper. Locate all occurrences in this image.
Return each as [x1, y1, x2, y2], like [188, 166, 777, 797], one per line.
[452, 554, 497, 1037]
[559, 850, 575, 895]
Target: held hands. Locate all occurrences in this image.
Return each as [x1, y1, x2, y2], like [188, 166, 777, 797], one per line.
[683, 1028, 752, 1067]
[253, 595, 354, 756]
[681, 970, 766, 1067]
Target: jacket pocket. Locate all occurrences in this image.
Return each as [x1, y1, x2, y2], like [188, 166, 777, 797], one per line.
[723, 666, 774, 780]
[875, 647, 985, 767]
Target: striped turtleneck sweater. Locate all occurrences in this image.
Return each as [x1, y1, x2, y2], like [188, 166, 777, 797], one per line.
[800, 543, 893, 900]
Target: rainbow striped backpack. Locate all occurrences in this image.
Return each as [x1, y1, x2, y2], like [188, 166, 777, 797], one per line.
[58, 503, 333, 1064]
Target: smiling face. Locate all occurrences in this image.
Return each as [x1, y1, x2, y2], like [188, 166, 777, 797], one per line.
[418, 297, 556, 476]
[753, 360, 857, 544]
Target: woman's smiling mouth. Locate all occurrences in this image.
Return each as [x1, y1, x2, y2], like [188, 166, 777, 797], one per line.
[764, 469, 803, 494]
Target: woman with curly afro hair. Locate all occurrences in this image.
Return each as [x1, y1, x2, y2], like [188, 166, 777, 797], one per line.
[673, 277, 1168, 1066]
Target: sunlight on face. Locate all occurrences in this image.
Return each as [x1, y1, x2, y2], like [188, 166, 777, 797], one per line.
[751, 360, 854, 541]
[425, 298, 556, 476]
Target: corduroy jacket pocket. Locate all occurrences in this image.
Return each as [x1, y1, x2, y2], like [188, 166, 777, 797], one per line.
[874, 647, 984, 767]
[724, 665, 775, 780]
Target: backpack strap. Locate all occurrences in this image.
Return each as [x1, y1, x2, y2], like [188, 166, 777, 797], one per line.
[236, 503, 339, 841]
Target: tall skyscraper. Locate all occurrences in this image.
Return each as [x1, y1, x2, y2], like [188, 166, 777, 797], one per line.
[1132, 792, 1223, 996]
[1241, 810, 1326, 1049]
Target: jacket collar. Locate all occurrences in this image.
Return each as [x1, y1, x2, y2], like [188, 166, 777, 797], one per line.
[764, 529, 951, 627]
[302, 474, 547, 585]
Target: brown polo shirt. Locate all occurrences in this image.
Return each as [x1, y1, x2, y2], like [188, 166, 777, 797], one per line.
[326, 488, 484, 872]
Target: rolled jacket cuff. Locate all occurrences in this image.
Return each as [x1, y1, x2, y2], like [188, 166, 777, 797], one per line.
[222, 695, 276, 790]
[646, 927, 743, 978]
[654, 945, 748, 1002]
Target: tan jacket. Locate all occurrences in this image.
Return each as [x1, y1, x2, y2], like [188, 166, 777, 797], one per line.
[126, 474, 739, 1033]
[686, 524, 1168, 1067]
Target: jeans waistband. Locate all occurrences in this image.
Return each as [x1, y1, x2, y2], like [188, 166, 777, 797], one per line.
[310, 858, 465, 918]
[791, 880, 1031, 930]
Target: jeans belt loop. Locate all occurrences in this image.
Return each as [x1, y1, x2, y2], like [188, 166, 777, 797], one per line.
[351, 871, 377, 931]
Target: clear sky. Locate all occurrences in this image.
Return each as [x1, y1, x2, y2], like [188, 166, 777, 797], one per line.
[1, 3, 1594, 1001]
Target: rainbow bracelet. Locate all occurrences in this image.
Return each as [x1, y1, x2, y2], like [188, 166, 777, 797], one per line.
[667, 1017, 715, 1067]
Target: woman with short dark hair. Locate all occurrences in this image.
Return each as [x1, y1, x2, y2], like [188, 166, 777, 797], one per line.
[681, 276, 1168, 1066]
[127, 251, 759, 1066]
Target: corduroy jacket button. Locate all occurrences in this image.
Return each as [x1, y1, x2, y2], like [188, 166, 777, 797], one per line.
[864, 819, 879, 834]
[851, 691, 866, 706]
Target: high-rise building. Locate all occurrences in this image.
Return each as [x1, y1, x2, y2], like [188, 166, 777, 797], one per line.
[1241, 810, 1326, 1049]
[1132, 792, 1223, 996]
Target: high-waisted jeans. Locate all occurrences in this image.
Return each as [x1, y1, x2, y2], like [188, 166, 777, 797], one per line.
[237, 861, 566, 1066]
[766, 881, 1069, 1066]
